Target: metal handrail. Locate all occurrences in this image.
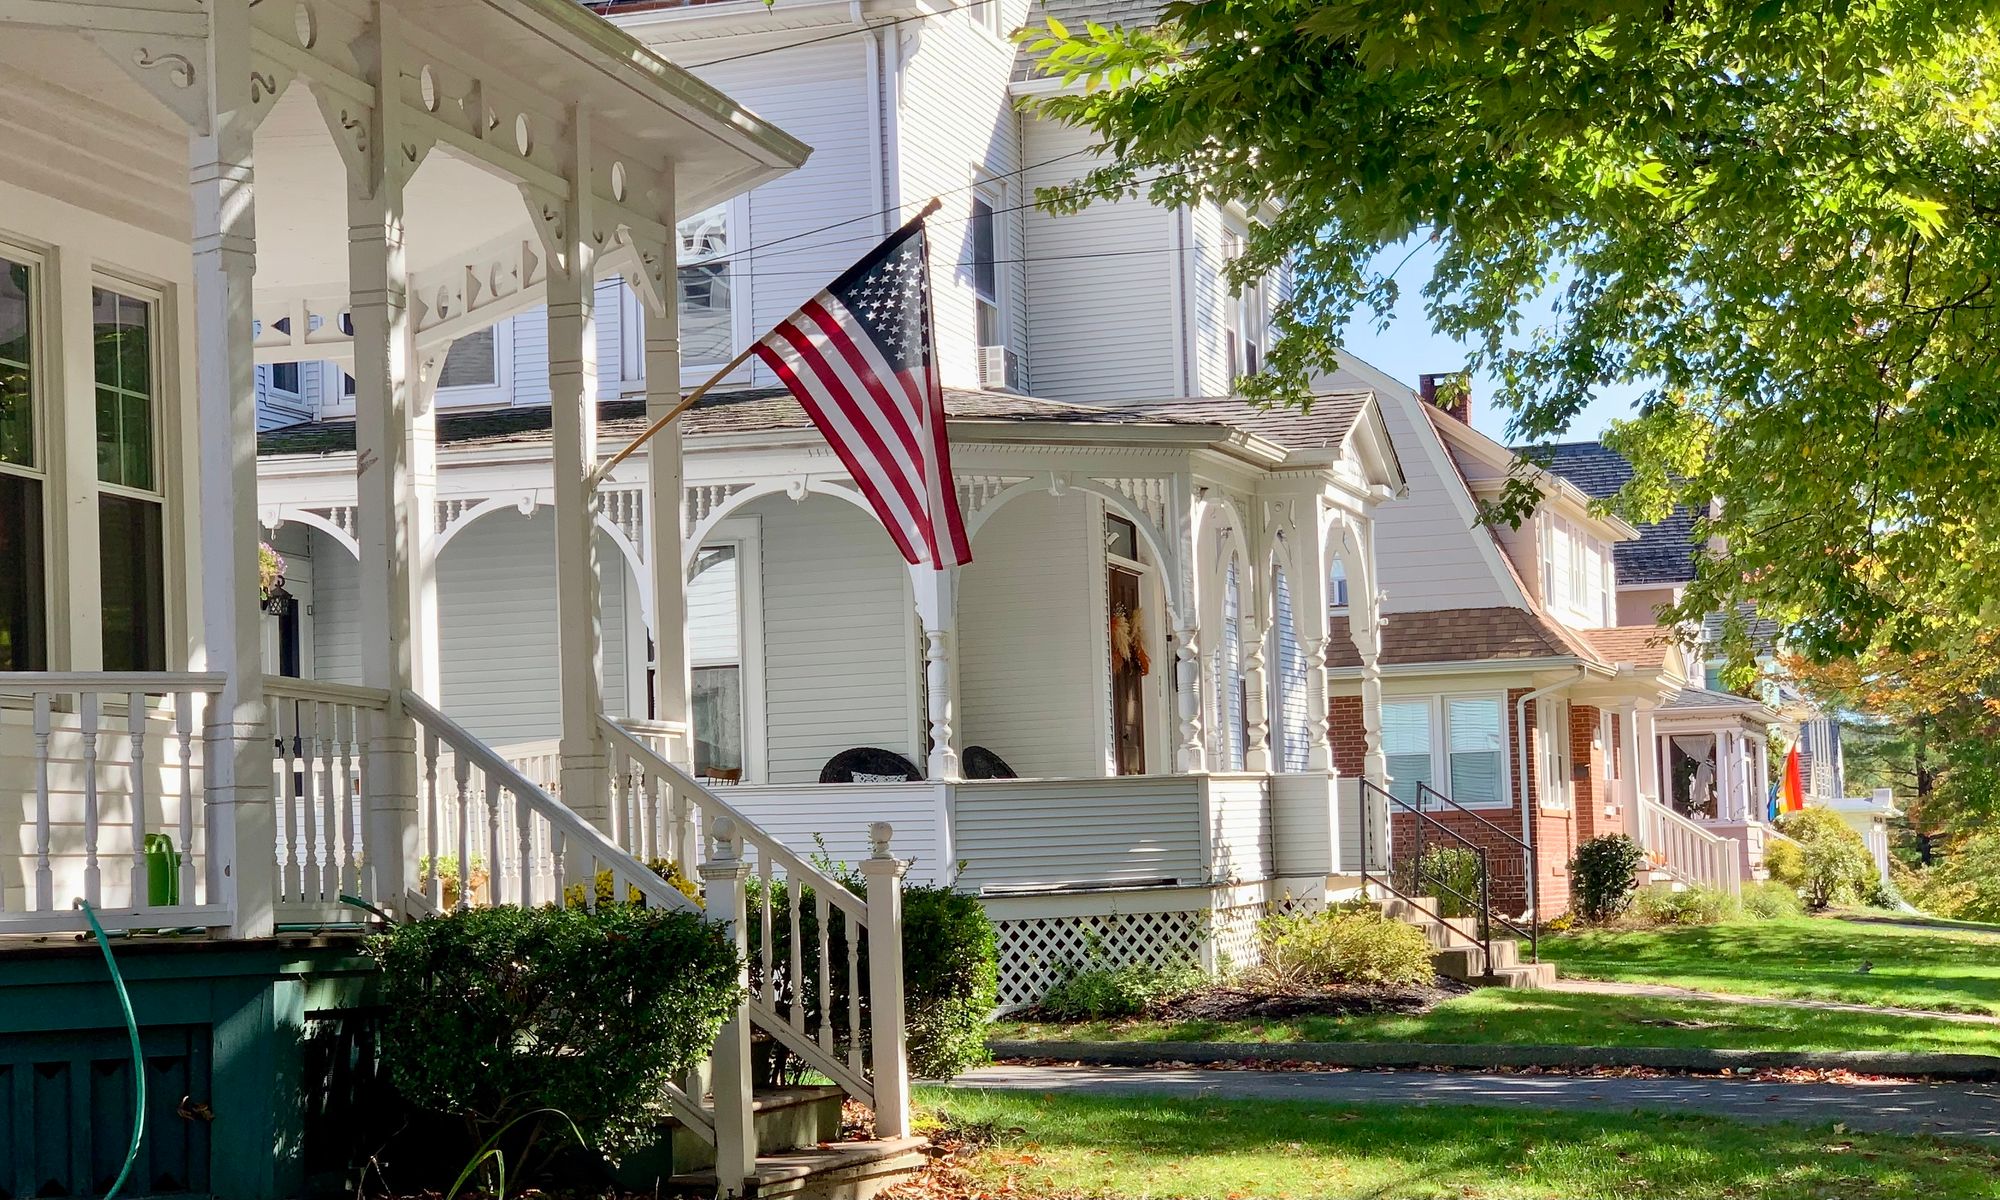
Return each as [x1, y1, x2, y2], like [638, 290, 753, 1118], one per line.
[1414, 782, 1534, 852]
[1413, 780, 1539, 962]
[1361, 778, 1540, 967]
[1358, 778, 1494, 978]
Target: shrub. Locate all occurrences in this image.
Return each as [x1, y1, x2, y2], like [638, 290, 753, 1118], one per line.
[1038, 960, 1207, 1021]
[1907, 829, 2000, 921]
[743, 870, 1000, 1083]
[1253, 907, 1436, 989]
[1415, 845, 1485, 919]
[1542, 909, 1579, 935]
[562, 858, 701, 909]
[1631, 883, 1741, 927]
[1772, 808, 1876, 909]
[1569, 835, 1647, 922]
[901, 885, 1000, 1079]
[1741, 879, 1805, 920]
[371, 904, 739, 1171]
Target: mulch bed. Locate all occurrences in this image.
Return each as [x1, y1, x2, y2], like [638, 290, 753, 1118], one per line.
[1148, 979, 1469, 1023]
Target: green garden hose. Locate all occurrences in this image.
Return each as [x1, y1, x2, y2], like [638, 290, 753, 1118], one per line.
[79, 899, 146, 1200]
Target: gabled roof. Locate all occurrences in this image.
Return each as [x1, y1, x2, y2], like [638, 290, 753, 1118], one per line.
[1538, 441, 1702, 586]
[1579, 625, 1681, 673]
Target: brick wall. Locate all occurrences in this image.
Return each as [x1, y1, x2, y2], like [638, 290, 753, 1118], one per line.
[1335, 687, 1582, 918]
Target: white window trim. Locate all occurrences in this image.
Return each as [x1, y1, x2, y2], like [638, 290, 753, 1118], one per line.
[967, 0, 1009, 40]
[1537, 695, 1574, 811]
[0, 237, 53, 670]
[969, 178, 1008, 355]
[693, 515, 766, 783]
[679, 196, 751, 387]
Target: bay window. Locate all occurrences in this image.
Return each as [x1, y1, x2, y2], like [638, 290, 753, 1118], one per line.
[0, 253, 47, 671]
[94, 286, 166, 672]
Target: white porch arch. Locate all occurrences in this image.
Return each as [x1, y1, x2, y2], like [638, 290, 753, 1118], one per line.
[683, 477, 882, 567]
[264, 507, 361, 559]
[966, 475, 1185, 625]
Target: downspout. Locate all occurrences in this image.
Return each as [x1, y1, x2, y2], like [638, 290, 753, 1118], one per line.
[881, 24, 904, 217]
[863, 7, 890, 237]
[1515, 667, 1585, 918]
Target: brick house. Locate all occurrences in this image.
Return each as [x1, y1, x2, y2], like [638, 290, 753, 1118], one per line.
[1318, 355, 1767, 917]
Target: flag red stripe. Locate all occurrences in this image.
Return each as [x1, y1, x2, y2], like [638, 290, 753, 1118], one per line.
[766, 319, 932, 537]
[800, 300, 922, 463]
[754, 334, 927, 564]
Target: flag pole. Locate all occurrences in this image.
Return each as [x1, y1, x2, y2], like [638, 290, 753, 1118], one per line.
[587, 195, 944, 492]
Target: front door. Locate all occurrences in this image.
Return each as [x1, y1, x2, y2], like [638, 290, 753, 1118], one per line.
[1108, 566, 1146, 775]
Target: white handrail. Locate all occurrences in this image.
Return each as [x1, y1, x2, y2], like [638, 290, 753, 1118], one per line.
[1640, 795, 1743, 897]
[0, 670, 227, 691]
[403, 691, 701, 916]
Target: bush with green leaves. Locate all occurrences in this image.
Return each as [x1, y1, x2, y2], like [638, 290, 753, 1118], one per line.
[370, 903, 739, 1171]
[1037, 960, 1208, 1020]
[1253, 907, 1436, 989]
[1631, 883, 1742, 927]
[1905, 828, 2000, 922]
[1771, 808, 1877, 909]
[1569, 835, 1648, 923]
[1741, 879, 1805, 920]
[1414, 845, 1485, 919]
[743, 871, 999, 1083]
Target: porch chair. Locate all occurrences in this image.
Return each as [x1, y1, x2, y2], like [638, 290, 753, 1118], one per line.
[819, 747, 924, 783]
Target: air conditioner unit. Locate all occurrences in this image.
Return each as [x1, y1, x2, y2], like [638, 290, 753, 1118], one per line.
[976, 345, 1022, 392]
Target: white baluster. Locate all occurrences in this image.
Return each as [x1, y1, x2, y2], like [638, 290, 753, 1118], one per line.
[129, 692, 149, 907]
[278, 698, 299, 903]
[423, 730, 442, 911]
[81, 693, 101, 905]
[787, 867, 805, 1035]
[486, 773, 503, 908]
[757, 855, 774, 1005]
[178, 694, 196, 905]
[816, 892, 832, 1055]
[516, 792, 534, 906]
[338, 705, 359, 896]
[454, 756, 473, 911]
[32, 693, 52, 911]
[845, 913, 862, 1076]
[609, 744, 627, 852]
[350, 707, 369, 896]
[318, 702, 339, 900]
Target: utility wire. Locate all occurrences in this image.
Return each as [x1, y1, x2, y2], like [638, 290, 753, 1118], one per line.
[684, 0, 990, 68]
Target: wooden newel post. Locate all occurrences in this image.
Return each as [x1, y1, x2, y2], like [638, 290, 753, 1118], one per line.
[699, 815, 756, 1195]
[860, 821, 910, 1138]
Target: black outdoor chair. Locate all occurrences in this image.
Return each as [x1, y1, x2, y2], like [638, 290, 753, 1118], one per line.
[818, 747, 924, 784]
[961, 746, 1018, 780]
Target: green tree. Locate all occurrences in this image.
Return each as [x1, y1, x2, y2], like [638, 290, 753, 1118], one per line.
[1022, 0, 2000, 661]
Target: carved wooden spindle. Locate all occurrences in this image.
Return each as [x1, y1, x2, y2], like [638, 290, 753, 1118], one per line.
[81, 693, 102, 906]
[31, 692, 52, 910]
[177, 693, 196, 904]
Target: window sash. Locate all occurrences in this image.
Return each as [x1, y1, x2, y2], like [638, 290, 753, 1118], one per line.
[0, 471, 46, 671]
[1, 254, 35, 470]
[92, 286, 157, 493]
[1445, 697, 1505, 806]
[99, 491, 165, 672]
[679, 203, 733, 369]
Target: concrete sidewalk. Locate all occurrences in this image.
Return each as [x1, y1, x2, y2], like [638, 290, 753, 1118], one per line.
[950, 1064, 2000, 1142]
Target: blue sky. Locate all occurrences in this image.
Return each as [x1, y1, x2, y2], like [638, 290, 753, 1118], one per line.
[1335, 237, 1642, 446]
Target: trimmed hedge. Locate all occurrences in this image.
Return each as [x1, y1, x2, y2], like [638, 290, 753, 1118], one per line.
[370, 903, 739, 1166]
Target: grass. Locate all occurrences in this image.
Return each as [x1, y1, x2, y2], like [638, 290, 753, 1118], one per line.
[992, 987, 2000, 1056]
[1542, 916, 2000, 1015]
[916, 1087, 2000, 1199]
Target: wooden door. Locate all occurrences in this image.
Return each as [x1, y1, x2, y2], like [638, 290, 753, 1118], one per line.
[1108, 566, 1147, 775]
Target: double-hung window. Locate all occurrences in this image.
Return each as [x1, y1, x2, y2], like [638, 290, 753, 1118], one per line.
[94, 285, 166, 672]
[1536, 696, 1573, 809]
[971, 194, 1002, 348]
[0, 252, 47, 671]
[1383, 694, 1509, 809]
[1445, 697, 1506, 806]
[679, 203, 733, 370]
[1220, 225, 1266, 378]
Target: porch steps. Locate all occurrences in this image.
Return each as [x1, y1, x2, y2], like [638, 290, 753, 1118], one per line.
[1376, 897, 1557, 990]
[665, 1136, 929, 1199]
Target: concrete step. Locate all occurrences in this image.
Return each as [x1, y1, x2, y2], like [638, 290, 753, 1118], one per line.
[667, 1136, 929, 1200]
[1432, 937, 1520, 979]
[619, 1085, 845, 1185]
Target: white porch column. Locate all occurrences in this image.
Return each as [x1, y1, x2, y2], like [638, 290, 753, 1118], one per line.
[1753, 736, 1770, 821]
[1172, 483, 1206, 773]
[1617, 703, 1642, 827]
[911, 566, 959, 780]
[190, 11, 273, 937]
[1241, 606, 1271, 774]
[337, 25, 434, 908]
[1338, 514, 1387, 786]
[1632, 701, 1661, 847]
[638, 199, 691, 763]
[545, 108, 608, 830]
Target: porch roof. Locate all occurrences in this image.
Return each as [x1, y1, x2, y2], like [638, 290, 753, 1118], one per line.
[255, 385, 1385, 460]
[1656, 685, 1779, 723]
[1578, 625, 1680, 671]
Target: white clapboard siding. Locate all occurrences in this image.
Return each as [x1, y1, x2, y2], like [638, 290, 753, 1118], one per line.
[0, 707, 207, 912]
[1369, 379, 1517, 613]
[505, 278, 629, 409]
[1186, 202, 1234, 398]
[1204, 774, 1273, 882]
[888, 8, 1027, 390]
[957, 491, 1101, 777]
[953, 776, 1204, 892]
[703, 782, 950, 886]
[747, 494, 919, 783]
[1272, 567, 1310, 773]
[313, 514, 632, 743]
[1020, 117, 1178, 403]
[1270, 772, 1336, 878]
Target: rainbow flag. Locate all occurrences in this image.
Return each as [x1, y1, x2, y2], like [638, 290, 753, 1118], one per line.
[1780, 746, 1807, 814]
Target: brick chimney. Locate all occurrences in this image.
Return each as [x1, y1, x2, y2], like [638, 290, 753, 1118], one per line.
[1419, 372, 1471, 424]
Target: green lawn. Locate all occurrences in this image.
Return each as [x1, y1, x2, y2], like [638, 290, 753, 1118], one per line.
[1542, 917, 2000, 1015]
[916, 1087, 2000, 1200]
[992, 987, 2000, 1055]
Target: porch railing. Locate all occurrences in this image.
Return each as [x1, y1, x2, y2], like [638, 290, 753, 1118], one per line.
[0, 672, 228, 934]
[601, 717, 910, 1148]
[1638, 793, 1744, 897]
[266, 677, 390, 924]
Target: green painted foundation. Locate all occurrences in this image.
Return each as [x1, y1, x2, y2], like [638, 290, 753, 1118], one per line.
[0, 934, 378, 1200]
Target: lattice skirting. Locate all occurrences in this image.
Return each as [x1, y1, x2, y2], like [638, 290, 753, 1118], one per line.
[1207, 901, 1266, 977]
[989, 907, 1201, 1008]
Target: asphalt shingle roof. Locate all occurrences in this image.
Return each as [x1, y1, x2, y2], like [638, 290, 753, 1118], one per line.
[1538, 441, 1702, 585]
[1324, 607, 1600, 670]
[257, 387, 1376, 459]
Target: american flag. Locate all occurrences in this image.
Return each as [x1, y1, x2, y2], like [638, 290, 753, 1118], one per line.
[752, 211, 972, 568]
